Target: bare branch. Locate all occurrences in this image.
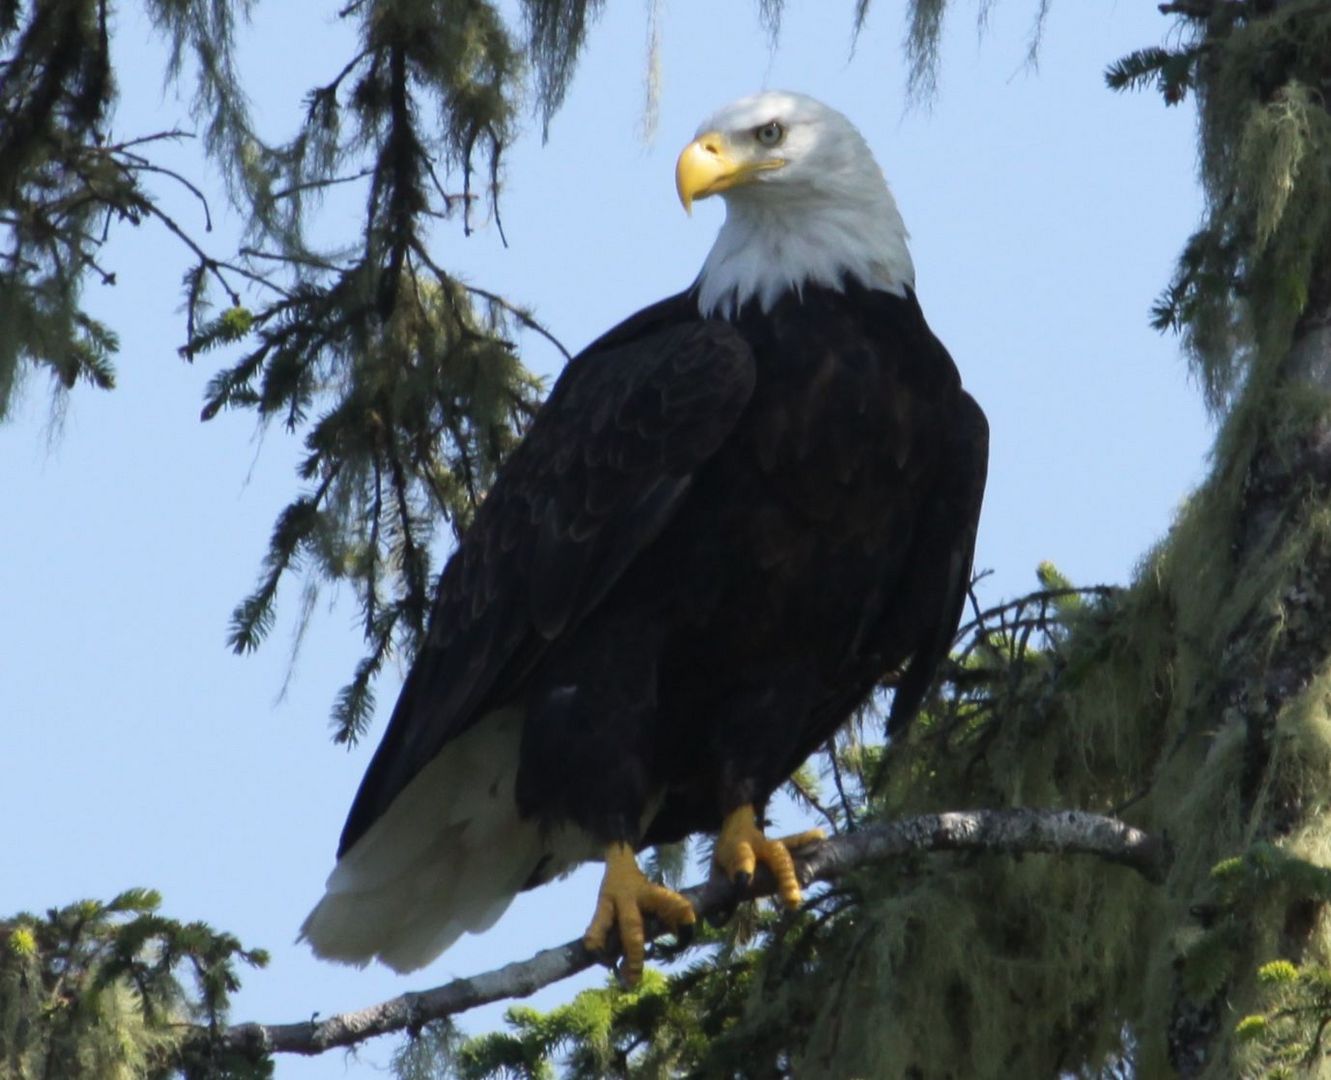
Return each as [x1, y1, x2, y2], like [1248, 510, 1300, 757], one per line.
[270, 166, 374, 202]
[952, 584, 1118, 644]
[407, 238, 573, 364]
[213, 808, 1167, 1062]
[460, 280, 572, 362]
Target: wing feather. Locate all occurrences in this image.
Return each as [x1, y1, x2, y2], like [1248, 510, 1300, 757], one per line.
[887, 390, 990, 734]
[337, 312, 755, 856]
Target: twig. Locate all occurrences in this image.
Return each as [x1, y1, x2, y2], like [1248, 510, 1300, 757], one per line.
[952, 585, 1117, 644]
[114, 155, 216, 232]
[213, 807, 1167, 1061]
[270, 167, 375, 202]
[784, 773, 841, 834]
[239, 245, 340, 272]
[827, 741, 859, 831]
[308, 48, 372, 111]
[461, 281, 572, 362]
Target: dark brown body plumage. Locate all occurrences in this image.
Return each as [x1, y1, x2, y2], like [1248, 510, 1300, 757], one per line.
[339, 278, 987, 872]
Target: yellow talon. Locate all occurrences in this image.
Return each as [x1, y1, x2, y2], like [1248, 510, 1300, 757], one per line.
[714, 805, 825, 908]
[583, 842, 696, 986]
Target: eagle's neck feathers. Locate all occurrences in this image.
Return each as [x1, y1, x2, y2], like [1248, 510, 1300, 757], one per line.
[696, 168, 915, 320]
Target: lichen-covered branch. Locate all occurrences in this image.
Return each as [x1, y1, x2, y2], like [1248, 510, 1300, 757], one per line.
[802, 808, 1168, 884]
[214, 808, 1166, 1062]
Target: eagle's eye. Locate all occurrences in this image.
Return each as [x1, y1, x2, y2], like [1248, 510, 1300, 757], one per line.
[754, 121, 785, 148]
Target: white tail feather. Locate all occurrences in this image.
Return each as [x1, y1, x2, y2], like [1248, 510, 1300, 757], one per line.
[300, 708, 551, 973]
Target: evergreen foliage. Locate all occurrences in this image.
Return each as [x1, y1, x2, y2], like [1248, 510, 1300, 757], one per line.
[1109, 1, 1331, 413]
[0, 889, 267, 1079]
[164, 0, 551, 742]
[1238, 956, 1331, 1075]
[2, 0, 557, 740]
[10, 0, 1331, 1076]
[419, 911, 827, 1078]
[0, 0, 125, 415]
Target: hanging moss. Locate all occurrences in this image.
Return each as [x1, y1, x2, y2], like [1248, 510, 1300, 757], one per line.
[1146, 2, 1331, 412]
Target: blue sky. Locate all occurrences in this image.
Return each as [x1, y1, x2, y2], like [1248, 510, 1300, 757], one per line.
[1, 2, 1208, 1076]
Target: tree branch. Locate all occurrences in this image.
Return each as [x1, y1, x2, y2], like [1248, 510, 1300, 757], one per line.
[213, 807, 1167, 1062]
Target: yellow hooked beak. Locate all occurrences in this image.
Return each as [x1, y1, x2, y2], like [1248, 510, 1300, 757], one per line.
[675, 131, 785, 214]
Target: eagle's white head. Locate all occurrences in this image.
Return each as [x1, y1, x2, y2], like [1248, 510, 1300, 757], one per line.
[676, 91, 915, 319]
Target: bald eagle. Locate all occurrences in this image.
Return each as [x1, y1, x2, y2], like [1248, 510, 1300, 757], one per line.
[301, 91, 988, 983]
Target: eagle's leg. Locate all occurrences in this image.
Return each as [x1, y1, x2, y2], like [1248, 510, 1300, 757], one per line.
[713, 805, 825, 907]
[583, 842, 696, 985]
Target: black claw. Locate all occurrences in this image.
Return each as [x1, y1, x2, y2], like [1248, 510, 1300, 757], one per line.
[647, 920, 697, 964]
[706, 898, 739, 928]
